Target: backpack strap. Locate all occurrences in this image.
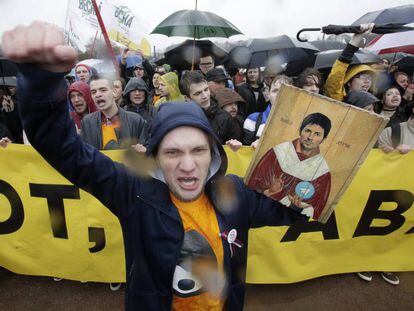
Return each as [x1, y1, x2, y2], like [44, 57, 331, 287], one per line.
[390, 123, 401, 149]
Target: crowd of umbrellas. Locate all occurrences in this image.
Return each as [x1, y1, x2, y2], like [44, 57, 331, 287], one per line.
[1, 4, 414, 81]
[148, 4, 414, 77]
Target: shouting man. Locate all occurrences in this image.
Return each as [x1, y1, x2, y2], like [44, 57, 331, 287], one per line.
[2, 22, 307, 311]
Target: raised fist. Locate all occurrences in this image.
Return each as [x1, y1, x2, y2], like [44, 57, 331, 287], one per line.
[1, 21, 77, 72]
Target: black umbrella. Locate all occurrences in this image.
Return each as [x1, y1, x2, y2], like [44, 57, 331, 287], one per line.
[223, 44, 251, 69]
[247, 35, 319, 73]
[249, 35, 317, 53]
[309, 40, 346, 51]
[0, 57, 19, 88]
[0, 57, 18, 77]
[297, 24, 414, 42]
[161, 39, 228, 71]
[387, 53, 414, 75]
[0, 77, 17, 87]
[314, 49, 381, 70]
[352, 4, 414, 25]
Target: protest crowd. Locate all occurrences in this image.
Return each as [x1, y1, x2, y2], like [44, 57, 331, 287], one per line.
[0, 3, 414, 310]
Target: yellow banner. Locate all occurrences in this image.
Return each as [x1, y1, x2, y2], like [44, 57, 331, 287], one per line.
[1, 145, 413, 283]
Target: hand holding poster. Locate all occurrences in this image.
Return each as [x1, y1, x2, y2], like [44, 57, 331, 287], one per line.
[245, 85, 389, 223]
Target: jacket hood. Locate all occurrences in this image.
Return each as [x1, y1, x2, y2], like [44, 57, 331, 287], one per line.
[68, 81, 97, 129]
[344, 65, 377, 85]
[159, 72, 185, 102]
[123, 77, 148, 96]
[68, 81, 96, 113]
[345, 90, 380, 108]
[214, 87, 245, 109]
[74, 63, 93, 82]
[123, 77, 149, 107]
[146, 101, 227, 182]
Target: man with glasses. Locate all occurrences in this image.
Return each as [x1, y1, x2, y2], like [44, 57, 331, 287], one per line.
[198, 54, 215, 76]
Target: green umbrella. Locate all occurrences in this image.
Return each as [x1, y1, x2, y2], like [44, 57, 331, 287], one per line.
[151, 8, 243, 70]
[151, 9, 243, 39]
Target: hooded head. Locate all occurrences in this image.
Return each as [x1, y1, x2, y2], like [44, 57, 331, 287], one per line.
[133, 63, 146, 78]
[213, 88, 245, 118]
[68, 81, 97, 128]
[123, 77, 149, 107]
[75, 63, 93, 83]
[146, 102, 227, 201]
[344, 65, 377, 94]
[158, 72, 185, 102]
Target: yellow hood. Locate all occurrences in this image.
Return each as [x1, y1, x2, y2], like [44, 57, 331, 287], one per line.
[344, 65, 378, 85]
[159, 72, 185, 102]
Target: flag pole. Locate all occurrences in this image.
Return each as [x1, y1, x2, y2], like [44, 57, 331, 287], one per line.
[191, 0, 198, 71]
[90, 30, 99, 57]
[91, 0, 119, 75]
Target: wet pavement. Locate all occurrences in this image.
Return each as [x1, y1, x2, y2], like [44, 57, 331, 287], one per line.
[1, 269, 413, 310]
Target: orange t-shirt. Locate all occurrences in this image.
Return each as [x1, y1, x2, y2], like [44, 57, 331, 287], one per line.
[152, 93, 162, 105]
[171, 193, 225, 311]
[101, 118, 120, 150]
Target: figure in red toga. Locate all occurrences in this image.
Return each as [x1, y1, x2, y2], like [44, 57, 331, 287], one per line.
[247, 113, 332, 219]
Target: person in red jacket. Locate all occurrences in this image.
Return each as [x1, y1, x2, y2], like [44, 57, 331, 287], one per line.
[68, 81, 97, 133]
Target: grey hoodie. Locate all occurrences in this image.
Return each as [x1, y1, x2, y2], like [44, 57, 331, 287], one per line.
[123, 77, 157, 125]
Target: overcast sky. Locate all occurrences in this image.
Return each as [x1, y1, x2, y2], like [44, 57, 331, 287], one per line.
[0, 0, 412, 51]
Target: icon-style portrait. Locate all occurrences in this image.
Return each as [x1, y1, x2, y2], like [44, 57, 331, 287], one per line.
[247, 113, 332, 219]
[244, 85, 388, 223]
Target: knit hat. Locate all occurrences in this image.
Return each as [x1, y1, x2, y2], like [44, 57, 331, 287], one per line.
[345, 90, 380, 109]
[146, 101, 227, 180]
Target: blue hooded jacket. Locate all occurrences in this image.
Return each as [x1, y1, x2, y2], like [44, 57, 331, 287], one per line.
[18, 64, 307, 311]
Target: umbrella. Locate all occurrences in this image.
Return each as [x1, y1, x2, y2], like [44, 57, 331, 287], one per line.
[0, 77, 17, 87]
[0, 57, 19, 88]
[151, 9, 242, 39]
[247, 35, 319, 75]
[223, 43, 251, 69]
[314, 49, 381, 70]
[379, 52, 414, 75]
[160, 39, 228, 71]
[151, 8, 242, 69]
[365, 31, 414, 55]
[0, 57, 18, 77]
[352, 4, 414, 25]
[297, 24, 414, 42]
[309, 40, 346, 51]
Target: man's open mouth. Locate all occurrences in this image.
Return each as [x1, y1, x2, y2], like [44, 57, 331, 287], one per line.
[178, 177, 199, 190]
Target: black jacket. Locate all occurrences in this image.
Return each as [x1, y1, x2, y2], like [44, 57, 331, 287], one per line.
[18, 66, 307, 311]
[204, 100, 240, 144]
[236, 82, 267, 116]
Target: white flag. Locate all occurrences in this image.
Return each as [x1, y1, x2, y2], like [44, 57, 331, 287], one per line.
[100, 0, 149, 51]
[65, 0, 150, 53]
[65, 0, 103, 52]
